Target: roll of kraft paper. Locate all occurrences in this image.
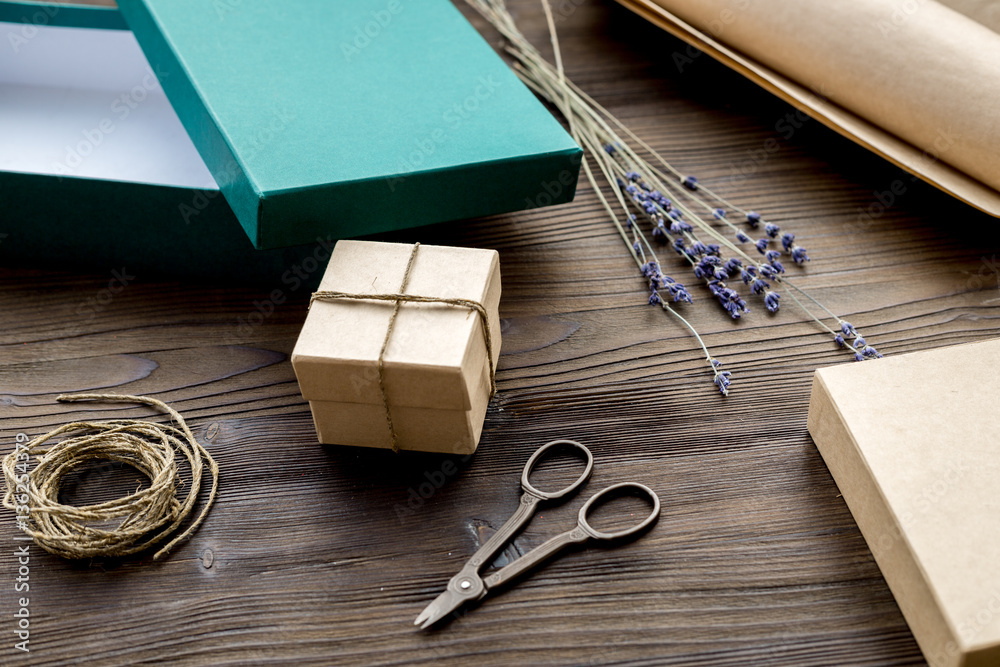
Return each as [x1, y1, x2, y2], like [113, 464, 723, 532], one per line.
[619, 0, 1000, 216]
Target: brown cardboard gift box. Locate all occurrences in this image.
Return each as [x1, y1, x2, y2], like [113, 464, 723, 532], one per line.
[808, 338, 1000, 667]
[291, 240, 501, 455]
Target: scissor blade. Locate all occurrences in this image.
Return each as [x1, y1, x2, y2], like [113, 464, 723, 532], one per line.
[414, 589, 464, 630]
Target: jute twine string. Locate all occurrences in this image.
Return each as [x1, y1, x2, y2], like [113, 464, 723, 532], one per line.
[309, 243, 497, 452]
[1, 394, 219, 560]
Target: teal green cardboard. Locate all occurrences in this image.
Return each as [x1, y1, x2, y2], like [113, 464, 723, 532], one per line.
[0, 1, 127, 31]
[116, 0, 582, 249]
[0, 171, 331, 288]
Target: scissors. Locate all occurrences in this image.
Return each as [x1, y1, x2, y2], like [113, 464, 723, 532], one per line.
[414, 439, 660, 629]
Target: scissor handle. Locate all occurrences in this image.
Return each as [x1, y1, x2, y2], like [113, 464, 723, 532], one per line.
[520, 439, 594, 500]
[578, 482, 660, 541]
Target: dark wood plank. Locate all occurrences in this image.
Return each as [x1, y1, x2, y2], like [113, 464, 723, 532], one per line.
[3, 0, 1000, 665]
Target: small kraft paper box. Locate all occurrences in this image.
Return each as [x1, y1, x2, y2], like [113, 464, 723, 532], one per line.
[291, 241, 501, 455]
[807, 338, 1000, 667]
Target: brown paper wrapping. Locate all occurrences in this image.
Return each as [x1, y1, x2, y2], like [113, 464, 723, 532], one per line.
[808, 338, 1000, 667]
[291, 240, 501, 453]
[616, 0, 1000, 216]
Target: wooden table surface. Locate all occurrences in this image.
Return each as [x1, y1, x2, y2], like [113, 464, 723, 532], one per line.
[3, 1, 1000, 665]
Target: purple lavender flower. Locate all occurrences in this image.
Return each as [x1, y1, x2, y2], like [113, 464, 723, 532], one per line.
[640, 261, 658, 277]
[740, 265, 758, 284]
[724, 258, 743, 275]
[632, 241, 641, 255]
[694, 257, 714, 279]
[840, 321, 856, 337]
[750, 277, 769, 295]
[764, 291, 781, 313]
[711, 358, 722, 367]
[672, 238, 687, 256]
[651, 192, 671, 210]
[714, 370, 732, 394]
[746, 211, 761, 227]
[736, 231, 751, 243]
[755, 238, 770, 254]
[791, 246, 810, 264]
[682, 175, 698, 190]
[706, 243, 721, 256]
[765, 223, 780, 238]
[834, 334, 845, 347]
[781, 233, 795, 251]
[692, 241, 709, 256]
[652, 222, 668, 242]
[854, 352, 864, 362]
[666, 282, 693, 303]
[626, 171, 641, 182]
[770, 259, 786, 274]
[671, 220, 692, 234]
[648, 290, 662, 305]
[758, 264, 778, 280]
[604, 144, 617, 155]
[709, 281, 749, 319]
[853, 337, 867, 349]
[713, 208, 726, 220]
[765, 250, 782, 263]
[626, 213, 636, 230]
[862, 345, 883, 359]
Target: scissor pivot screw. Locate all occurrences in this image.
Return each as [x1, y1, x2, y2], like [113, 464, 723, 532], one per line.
[460, 580, 472, 590]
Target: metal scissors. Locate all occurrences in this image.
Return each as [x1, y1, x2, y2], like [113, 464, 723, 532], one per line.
[415, 439, 660, 629]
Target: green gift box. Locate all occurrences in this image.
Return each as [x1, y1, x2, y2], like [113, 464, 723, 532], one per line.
[115, 0, 582, 249]
[0, 0, 581, 277]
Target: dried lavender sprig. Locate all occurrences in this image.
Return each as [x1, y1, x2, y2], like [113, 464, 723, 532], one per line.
[465, 0, 882, 384]
[517, 35, 874, 364]
[508, 21, 868, 366]
[595, 137, 792, 293]
[577, 150, 731, 392]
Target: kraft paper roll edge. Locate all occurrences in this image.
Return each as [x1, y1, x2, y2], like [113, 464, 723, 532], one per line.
[620, 0, 1000, 216]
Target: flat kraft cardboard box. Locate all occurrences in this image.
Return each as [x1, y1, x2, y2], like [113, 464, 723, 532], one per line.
[808, 338, 1000, 667]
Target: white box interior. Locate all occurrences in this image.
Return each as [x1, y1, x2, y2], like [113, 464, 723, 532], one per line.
[0, 22, 217, 189]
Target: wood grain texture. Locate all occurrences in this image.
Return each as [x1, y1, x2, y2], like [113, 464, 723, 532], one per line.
[2, 1, 1000, 665]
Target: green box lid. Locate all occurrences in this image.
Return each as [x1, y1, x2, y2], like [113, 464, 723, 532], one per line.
[112, 0, 582, 249]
